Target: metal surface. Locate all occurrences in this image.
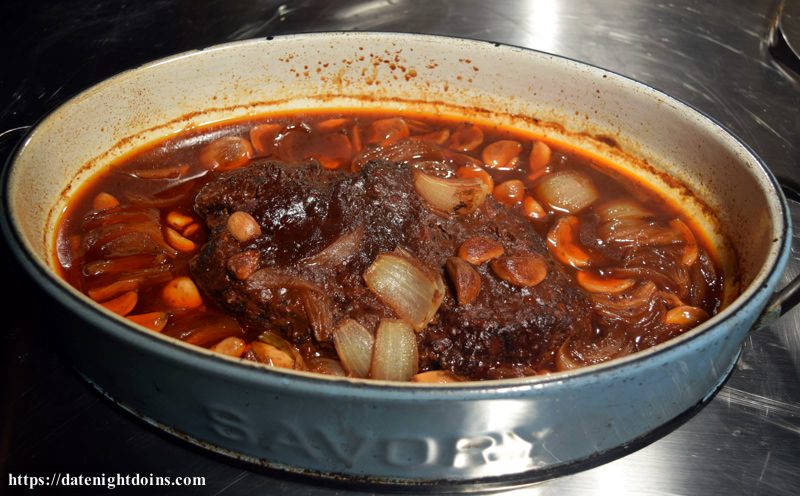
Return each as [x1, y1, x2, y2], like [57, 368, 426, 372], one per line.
[1, 0, 798, 494]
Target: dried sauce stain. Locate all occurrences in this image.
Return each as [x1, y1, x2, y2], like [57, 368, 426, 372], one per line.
[593, 135, 620, 148]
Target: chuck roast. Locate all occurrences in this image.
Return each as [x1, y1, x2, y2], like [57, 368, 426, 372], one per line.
[189, 159, 592, 379]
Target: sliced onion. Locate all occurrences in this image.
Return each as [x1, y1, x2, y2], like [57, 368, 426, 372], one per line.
[82, 254, 167, 277]
[301, 289, 334, 342]
[534, 169, 599, 213]
[306, 357, 347, 377]
[598, 218, 682, 247]
[127, 164, 190, 180]
[412, 170, 489, 215]
[370, 319, 419, 381]
[595, 199, 652, 223]
[352, 137, 444, 171]
[447, 122, 484, 152]
[670, 219, 699, 266]
[249, 341, 296, 369]
[332, 319, 375, 378]
[555, 331, 635, 371]
[416, 129, 450, 145]
[590, 281, 664, 329]
[245, 268, 321, 293]
[363, 253, 445, 331]
[368, 117, 410, 146]
[257, 331, 305, 369]
[300, 225, 364, 268]
[199, 136, 253, 171]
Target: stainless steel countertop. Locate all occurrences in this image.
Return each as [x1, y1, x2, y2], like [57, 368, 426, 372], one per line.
[1, 0, 798, 494]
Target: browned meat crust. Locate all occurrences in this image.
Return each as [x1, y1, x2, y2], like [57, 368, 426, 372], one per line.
[190, 160, 592, 378]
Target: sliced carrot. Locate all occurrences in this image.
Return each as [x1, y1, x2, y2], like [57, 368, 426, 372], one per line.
[456, 164, 494, 192]
[493, 179, 526, 207]
[166, 211, 194, 230]
[182, 223, 201, 238]
[528, 140, 552, 174]
[547, 216, 592, 268]
[664, 306, 709, 326]
[100, 291, 138, 316]
[128, 164, 189, 180]
[458, 237, 505, 265]
[522, 196, 547, 221]
[165, 227, 197, 253]
[576, 271, 635, 294]
[211, 336, 248, 358]
[482, 140, 522, 170]
[314, 155, 346, 170]
[250, 341, 295, 368]
[350, 124, 363, 154]
[126, 311, 169, 332]
[162, 276, 203, 309]
[411, 370, 463, 383]
[88, 279, 140, 302]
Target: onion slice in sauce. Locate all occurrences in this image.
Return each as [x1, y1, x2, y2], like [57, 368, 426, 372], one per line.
[301, 289, 335, 342]
[595, 199, 652, 222]
[412, 170, 489, 215]
[534, 169, 599, 213]
[332, 319, 375, 378]
[300, 225, 364, 268]
[670, 219, 699, 266]
[370, 319, 419, 382]
[364, 253, 445, 331]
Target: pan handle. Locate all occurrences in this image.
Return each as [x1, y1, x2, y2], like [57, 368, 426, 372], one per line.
[753, 196, 800, 329]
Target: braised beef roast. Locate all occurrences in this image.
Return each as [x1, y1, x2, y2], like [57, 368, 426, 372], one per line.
[189, 160, 593, 379]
